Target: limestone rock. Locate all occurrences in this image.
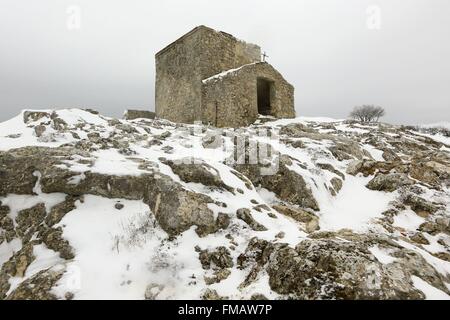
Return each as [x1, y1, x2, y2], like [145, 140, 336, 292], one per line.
[202, 133, 224, 149]
[204, 268, 231, 285]
[330, 177, 343, 194]
[6, 267, 65, 300]
[305, 219, 320, 233]
[366, 173, 414, 192]
[34, 125, 47, 137]
[0, 213, 16, 243]
[163, 158, 233, 192]
[265, 239, 437, 299]
[250, 293, 269, 300]
[236, 208, 267, 231]
[201, 288, 227, 300]
[46, 196, 80, 227]
[433, 252, 450, 262]
[0, 243, 35, 299]
[236, 232, 450, 300]
[0, 147, 221, 238]
[279, 123, 319, 136]
[410, 232, 430, 245]
[148, 187, 217, 237]
[282, 138, 305, 149]
[382, 149, 401, 162]
[51, 117, 68, 131]
[346, 159, 394, 176]
[0, 205, 14, 235]
[15, 203, 47, 243]
[198, 246, 233, 270]
[39, 227, 75, 260]
[237, 237, 274, 269]
[410, 163, 440, 187]
[23, 111, 50, 124]
[316, 163, 345, 180]
[144, 283, 164, 300]
[273, 205, 319, 232]
[403, 195, 439, 217]
[418, 222, 441, 235]
[235, 155, 319, 210]
[329, 142, 367, 161]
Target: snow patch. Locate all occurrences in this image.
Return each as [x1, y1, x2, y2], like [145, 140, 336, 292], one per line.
[369, 245, 397, 264]
[319, 175, 395, 232]
[202, 62, 260, 83]
[412, 276, 450, 300]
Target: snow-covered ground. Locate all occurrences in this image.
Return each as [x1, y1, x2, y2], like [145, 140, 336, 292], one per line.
[1, 109, 449, 300]
[421, 122, 450, 130]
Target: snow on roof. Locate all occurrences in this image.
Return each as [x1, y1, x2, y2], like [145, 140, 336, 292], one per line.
[202, 62, 261, 84]
[156, 25, 260, 58]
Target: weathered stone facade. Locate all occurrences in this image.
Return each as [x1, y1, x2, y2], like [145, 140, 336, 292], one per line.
[202, 62, 295, 127]
[123, 110, 156, 120]
[155, 25, 295, 127]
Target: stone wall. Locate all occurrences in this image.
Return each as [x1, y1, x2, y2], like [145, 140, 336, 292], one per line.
[124, 110, 156, 120]
[155, 26, 262, 124]
[201, 62, 295, 128]
[155, 28, 204, 124]
[198, 27, 261, 80]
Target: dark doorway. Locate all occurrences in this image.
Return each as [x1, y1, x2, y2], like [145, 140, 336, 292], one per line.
[257, 78, 272, 115]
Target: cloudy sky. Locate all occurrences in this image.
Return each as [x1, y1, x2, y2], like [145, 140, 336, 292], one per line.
[1, 0, 449, 124]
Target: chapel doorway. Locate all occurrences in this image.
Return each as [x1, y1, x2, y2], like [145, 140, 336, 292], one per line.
[257, 78, 273, 115]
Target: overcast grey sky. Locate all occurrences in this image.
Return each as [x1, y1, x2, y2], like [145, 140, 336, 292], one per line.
[1, 0, 449, 124]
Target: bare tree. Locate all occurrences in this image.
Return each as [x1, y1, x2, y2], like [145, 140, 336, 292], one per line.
[350, 105, 385, 123]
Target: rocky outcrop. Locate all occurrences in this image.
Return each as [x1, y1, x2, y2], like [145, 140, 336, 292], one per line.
[163, 158, 233, 192]
[235, 155, 319, 211]
[347, 155, 449, 191]
[202, 133, 224, 149]
[0, 147, 222, 238]
[0, 204, 15, 244]
[23, 111, 50, 124]
[273, 205, 319, 233]
[39, 227, 75, 260]
[45, 196, 80, 227]
[280, 123, 368, 161]
[410, 161, 449, 188]
[367, 173, 414, 192]
[16, 204, 47, 243]
[316, 163, 345, 180]
[149, 187, 216, 237]
[239, 234, 450, 300]
[198, 246, 234, 270]
[6, 267, 65, 300]
[1, 109, 450, 300]
[346, 159, 402, 177]
[279, 123, 319, 136]
[330, 177, 343, 195]
[403, 194, 439, 217]
[236, 208, 267, 231]
[197, 246, 233, 285]
[0, 243, 35, 299]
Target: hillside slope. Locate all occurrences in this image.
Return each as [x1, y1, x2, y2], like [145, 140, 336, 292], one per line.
[0, 109, 449, 300]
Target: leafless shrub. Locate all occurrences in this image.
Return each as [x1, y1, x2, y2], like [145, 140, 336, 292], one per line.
[112, 211, 157, 251]
[349, 105, 385, 123]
